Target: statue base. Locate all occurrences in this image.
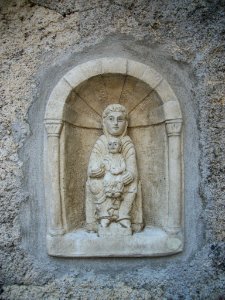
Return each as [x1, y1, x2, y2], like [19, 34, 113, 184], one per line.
[98, 222, 132, 237]
[46, 227, 183, 257]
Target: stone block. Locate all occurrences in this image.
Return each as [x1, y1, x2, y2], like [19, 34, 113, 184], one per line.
[127, 59, 147, 79]
[101, 57, 127, 74]
[140, 67, 163, 89]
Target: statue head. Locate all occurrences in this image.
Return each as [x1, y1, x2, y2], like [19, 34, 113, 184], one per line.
[102, 104, 128, 137]
[108, 137, 122, 154]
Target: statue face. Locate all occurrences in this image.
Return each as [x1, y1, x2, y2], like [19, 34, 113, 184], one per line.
[104, 111, 126, 136]
[108, 139, 122, 153]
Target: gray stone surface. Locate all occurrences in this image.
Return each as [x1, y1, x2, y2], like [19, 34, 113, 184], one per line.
[0, 0, 225, 298]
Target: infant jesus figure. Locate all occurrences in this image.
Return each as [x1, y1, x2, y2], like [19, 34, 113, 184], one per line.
[97, 137, 127, 228]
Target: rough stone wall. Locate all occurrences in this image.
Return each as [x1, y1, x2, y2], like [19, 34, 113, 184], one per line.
[0, 0, 225, 299]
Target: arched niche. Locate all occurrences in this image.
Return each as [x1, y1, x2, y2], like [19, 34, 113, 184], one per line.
[44, 58, 183, 257]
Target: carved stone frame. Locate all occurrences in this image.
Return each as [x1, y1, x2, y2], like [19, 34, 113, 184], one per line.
[44, 57, 183, 257]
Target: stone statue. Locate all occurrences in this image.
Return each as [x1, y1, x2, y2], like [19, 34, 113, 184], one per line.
[86, 104, 141, 236]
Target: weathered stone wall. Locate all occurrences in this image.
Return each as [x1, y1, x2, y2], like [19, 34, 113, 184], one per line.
[0, 0, 224, 298]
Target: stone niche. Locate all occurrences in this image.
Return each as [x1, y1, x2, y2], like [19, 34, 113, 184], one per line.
[44, 57, 183, 257]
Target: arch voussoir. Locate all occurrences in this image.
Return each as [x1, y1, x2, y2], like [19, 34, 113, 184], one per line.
[45, 57, 182, 123]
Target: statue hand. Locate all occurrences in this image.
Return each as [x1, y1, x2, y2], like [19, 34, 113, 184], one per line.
[89, 165, 105, 178]
[122, 171, 134, 185]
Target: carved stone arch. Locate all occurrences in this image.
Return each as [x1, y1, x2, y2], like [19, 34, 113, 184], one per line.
[45, 58, 182, 121]
[44, 57, 183, 257]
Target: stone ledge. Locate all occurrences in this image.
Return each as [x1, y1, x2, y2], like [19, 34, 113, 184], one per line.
[47, 227, 183, 257]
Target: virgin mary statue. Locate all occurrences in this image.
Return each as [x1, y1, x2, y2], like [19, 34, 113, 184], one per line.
[85, 104, 143, 235]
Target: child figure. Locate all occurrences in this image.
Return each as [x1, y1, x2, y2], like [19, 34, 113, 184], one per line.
[103, 138, 126, 199]
[96, 137, 126, 227]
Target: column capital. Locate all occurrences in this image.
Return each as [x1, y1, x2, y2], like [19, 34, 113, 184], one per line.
[166, 119, 182, 136]
[45, 120, 63, 137]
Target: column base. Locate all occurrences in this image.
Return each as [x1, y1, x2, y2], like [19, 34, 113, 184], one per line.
[48, 227, 65, 236]
[164, 226, 182, 235]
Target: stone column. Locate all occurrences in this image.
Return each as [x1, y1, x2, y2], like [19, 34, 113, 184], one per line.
[45, 120, 65, 236]
[165, 119, 182, 234]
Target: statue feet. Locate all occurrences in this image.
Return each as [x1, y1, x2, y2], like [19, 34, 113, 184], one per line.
[100, 218, 110, 228]
[119, 219, 131, 229]
[98, 221, 132, 237]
